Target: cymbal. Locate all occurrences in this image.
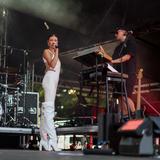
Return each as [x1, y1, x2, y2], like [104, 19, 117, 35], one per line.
[0, 83, 18, 90]
[0, 72, 19, 76]
[0, 67, 18, 73]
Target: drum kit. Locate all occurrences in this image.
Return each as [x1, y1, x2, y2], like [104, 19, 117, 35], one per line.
[0, 67, 27, 127]
[0, 41, 35, 127]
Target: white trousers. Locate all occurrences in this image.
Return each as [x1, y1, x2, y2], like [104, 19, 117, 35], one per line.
[40, 69, 60, 146]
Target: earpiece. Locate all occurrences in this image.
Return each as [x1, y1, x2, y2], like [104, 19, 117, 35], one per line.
[123, 31, 127, 36]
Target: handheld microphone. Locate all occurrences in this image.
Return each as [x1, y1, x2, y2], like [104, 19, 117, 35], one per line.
[127, 30, 133, 34]
[44, 22, 49, 30]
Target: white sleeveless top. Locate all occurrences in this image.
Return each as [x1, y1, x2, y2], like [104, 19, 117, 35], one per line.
[43, 49, 61, 72]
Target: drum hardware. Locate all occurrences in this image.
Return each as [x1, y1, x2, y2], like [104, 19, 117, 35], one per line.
[0, 72, 21, 127]
[0, 45, 33, 127]
[0, 103, 3, 121]
[3, 71, 8, 126]
[0, 83, 34, 127]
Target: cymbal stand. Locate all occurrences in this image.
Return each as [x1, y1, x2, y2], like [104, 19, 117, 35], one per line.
[3, 72, 8, 126]
[14, 87, 20, 124]
[3, 71, 18, 126]
[2, 72, 16, 126]
[18, 50, 34, 127]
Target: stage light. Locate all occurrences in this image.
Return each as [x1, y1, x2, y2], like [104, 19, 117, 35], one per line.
[68, 89, 76, 95]
[62, 89, 67, 93]
[2, 9, 6, 17]
[60, 106, 64, 109]
[56, 93, 61, 97]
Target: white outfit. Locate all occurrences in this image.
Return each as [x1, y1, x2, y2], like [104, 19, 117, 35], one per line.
[40, 52, 61, 151]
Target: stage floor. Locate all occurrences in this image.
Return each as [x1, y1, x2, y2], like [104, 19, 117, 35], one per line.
[0, 150, 159, 160]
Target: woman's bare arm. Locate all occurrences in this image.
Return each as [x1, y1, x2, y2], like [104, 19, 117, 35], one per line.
[43, 49, 59, 69]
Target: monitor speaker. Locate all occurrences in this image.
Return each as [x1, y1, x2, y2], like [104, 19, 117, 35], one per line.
[118, 118, 154, 156]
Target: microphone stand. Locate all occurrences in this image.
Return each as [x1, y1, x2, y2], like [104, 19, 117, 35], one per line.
[118, 34, 131, 121]
[23, 50, 27, 126]
[21, 50, 32, 127]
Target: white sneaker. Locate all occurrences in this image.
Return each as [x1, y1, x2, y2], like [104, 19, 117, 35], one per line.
[48, 140, 61, 151]
[39, 140, 49, 151]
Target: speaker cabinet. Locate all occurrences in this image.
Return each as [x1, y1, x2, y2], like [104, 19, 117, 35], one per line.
[118, 118, 154, 156]
[18, 92, 39, 126]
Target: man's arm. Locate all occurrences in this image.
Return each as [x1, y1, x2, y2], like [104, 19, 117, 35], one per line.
[111, 54, 131, 64]
[98, 46, 112, 61]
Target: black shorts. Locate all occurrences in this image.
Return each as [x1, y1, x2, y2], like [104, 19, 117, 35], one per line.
[114, 75, 136, 98]
[126, 75, 136, 98]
